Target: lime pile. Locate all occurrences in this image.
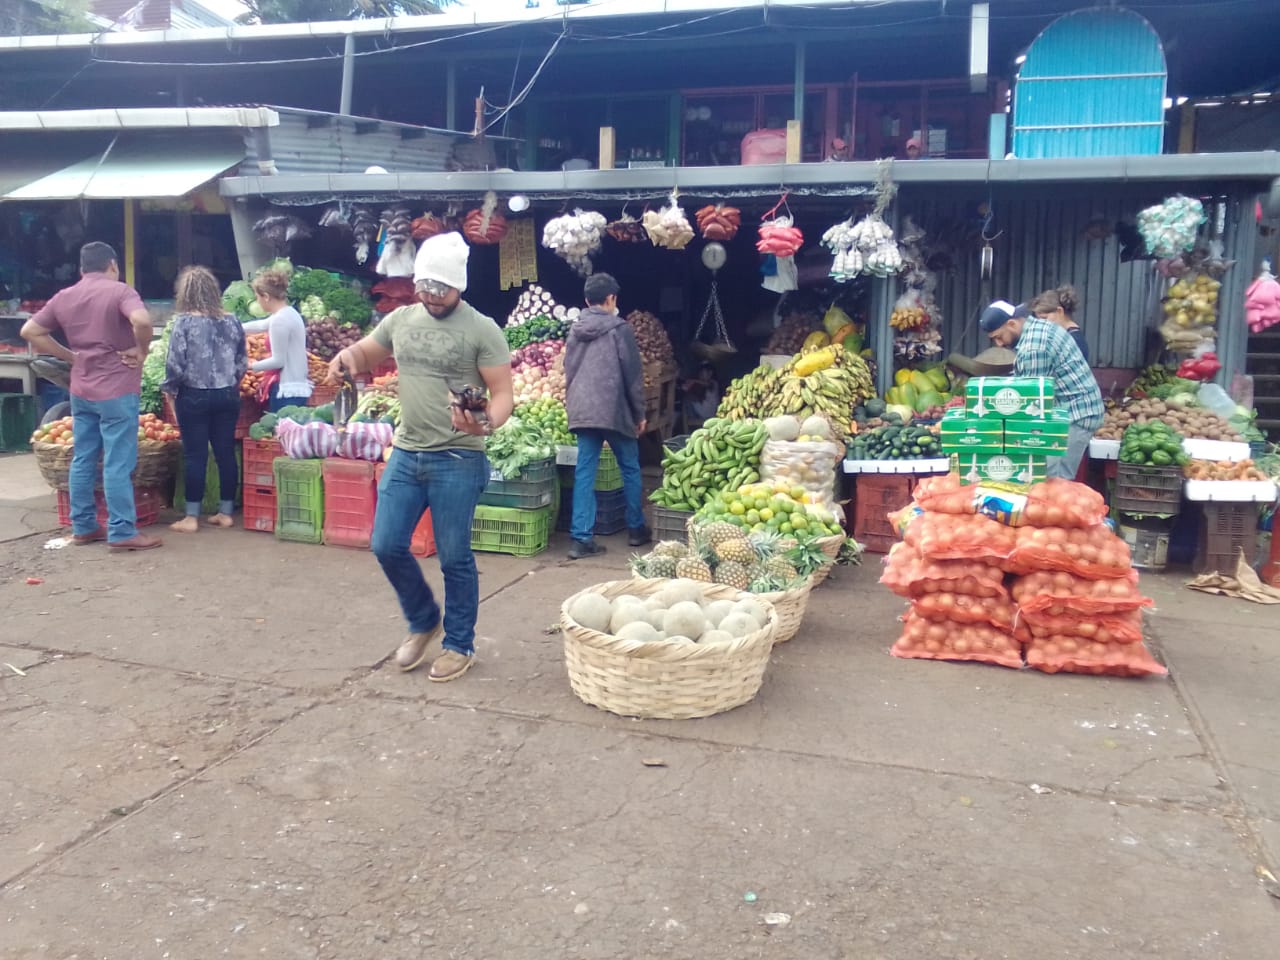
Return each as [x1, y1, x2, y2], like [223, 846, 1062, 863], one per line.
[697, 482, 842, 539]
[515, 396, 574, 446]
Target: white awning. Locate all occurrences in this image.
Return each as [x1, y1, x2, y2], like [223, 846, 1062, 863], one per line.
[5, 134, 244, 200]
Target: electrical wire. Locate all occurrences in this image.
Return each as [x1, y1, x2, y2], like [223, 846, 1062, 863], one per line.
[482, 30, 565, 133]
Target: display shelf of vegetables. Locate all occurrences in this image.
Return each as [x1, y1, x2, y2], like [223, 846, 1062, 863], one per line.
[505, 314, 569, 350]
[844, 423, 946, 472]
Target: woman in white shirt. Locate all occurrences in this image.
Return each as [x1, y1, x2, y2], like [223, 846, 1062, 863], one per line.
[243, 268, 312, 411]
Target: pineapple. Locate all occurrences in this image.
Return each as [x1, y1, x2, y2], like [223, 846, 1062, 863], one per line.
[644, 554, 679, 579]
[713, 537, 756, 566]
[747, 529, 784, 561]
[749, 571, 788, 594]
[697, 521, 742, 548]
[652, 540, 689, 559]
[675, 557, 713, 582]
[714, 560, 752, 590]
[766, 556, 800, 582]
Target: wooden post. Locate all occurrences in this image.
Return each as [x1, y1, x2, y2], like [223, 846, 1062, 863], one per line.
[1177, 103, 1197, 154]
[785, 120, 802, 164]
[123, 199, 137, 289]
[599, 126, 616, 170]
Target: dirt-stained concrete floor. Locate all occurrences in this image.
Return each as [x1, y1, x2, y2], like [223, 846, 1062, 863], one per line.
[2, 451, 1278, 959]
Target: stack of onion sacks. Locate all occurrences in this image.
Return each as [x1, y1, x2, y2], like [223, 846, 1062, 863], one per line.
[909, 476, 1165, 678]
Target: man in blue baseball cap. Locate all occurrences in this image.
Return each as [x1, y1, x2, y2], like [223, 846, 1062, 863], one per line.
[979, 299, 1103, 480]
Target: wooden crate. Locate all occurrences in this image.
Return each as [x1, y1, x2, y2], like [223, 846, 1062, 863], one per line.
[643, 363, 677, 440]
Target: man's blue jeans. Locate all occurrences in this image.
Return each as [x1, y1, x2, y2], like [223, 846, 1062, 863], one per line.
[571, 429, 645, 542]
[69, 392, 139, 542]
[371, 447, 489, 656]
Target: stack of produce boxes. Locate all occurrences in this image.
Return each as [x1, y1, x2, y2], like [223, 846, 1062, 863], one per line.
[941, 377, 1069, 486]
[556, 445, 626, 536]
[474, 457, 557, 556]
[241, 436, 282, 533]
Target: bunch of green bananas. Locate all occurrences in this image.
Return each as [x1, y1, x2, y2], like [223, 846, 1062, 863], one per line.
[717, 365, 782, 420]
[649, 418, 767, 512]
[1128, 363, 1176, 398]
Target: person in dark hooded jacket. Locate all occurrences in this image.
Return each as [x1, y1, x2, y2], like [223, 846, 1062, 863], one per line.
[563, 273, 652, 559]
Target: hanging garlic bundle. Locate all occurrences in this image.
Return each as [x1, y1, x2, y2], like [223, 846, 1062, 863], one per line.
[821, 218, 862, 281]
[641, 191, 695, 250]
[542, 209, 607, 276]
[852, 214, 904, 277]
[374, 207, 417, 277]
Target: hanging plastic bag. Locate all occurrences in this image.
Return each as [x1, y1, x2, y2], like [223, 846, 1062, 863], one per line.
[1246, 263, 1280, 334]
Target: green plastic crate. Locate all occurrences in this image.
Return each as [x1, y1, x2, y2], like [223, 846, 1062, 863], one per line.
[557, 446, 622, 492]
[0, 393, 37, 452]
[471, 503, 552, 557]
[273, 457, 324, 544]
[172, 446, 243, 512]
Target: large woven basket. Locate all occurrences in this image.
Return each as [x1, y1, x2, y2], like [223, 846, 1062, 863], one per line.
[32, 441, 75, 491]
[561, 578, 778, 720]
[135, 440, 181, 488]
[810, 533, 845, 586]
[755, 577, 813, 644]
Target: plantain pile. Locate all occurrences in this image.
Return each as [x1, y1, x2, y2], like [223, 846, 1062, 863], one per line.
[650, 418, 767, 513]
[717, 344, 874, 441]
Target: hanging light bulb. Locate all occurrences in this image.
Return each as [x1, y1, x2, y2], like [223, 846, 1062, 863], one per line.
[508, 195, 530, 213]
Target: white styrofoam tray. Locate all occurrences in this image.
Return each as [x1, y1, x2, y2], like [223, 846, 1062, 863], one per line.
[556, 445, 577, 466]
[1183, 479, 1277, 502]
[843, 458, 951, 475]
[1182, 439, 1252, 463]
[1089, 438, 1120, 460]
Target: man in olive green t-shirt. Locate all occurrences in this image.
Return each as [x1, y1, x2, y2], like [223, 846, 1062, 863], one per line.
[329, 233, 513, 683]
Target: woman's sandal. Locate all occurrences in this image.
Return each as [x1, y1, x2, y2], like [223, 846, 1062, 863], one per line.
[170, 516, 199, 534]
[205, 514, 234, 529]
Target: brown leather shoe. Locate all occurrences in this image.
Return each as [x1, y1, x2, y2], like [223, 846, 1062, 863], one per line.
[71, 527, 107, 545]
[108, 533, 163, 552]
[394, 624, 442, 672]
[428, 649, 474, 683]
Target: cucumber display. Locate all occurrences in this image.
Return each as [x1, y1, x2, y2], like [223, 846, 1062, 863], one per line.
[845, 424, 941, 462]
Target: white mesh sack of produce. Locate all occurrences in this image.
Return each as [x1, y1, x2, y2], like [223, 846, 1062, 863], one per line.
[759, 439, 843, 512]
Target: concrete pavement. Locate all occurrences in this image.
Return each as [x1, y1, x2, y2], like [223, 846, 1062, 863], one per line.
[1, 449, 1277, 958]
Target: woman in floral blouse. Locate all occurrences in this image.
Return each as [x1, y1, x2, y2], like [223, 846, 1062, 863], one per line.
[161, 266, 248, 533]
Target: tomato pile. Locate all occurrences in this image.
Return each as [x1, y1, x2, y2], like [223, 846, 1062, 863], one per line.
[31, 414, 180, 447]
[880, 476, 1166, 679]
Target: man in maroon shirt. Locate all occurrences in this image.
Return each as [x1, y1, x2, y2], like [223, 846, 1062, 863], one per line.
[22, 242, 162, 550]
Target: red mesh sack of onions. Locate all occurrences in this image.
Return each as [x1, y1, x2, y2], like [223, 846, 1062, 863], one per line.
[1022, 607, 1145, 645]
[880, 543, 1008, 600]
[903, 511, 1018, 564]
[910, 591, 1025, 634]
[911, 474, 977, 515]
[1025, 634, 1167, 678]
[913, 475, 1109, 530]
[1012, 569, 1153, 617]
[891, 610, 1024, 670]
[1020, 480, 1108, 528]
[1004, 524, 1131, 579]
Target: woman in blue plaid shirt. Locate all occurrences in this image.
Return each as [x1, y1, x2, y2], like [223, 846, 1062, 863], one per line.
[980, 301, 1104, 480]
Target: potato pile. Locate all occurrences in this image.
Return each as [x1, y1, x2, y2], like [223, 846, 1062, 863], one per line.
[1094, 399, 1241, 442]
[1183, 459, 1269, 481]
[565, 579, 770, 646]
[625, 309, 675, 367]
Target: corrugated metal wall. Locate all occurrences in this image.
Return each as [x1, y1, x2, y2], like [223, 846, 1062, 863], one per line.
[1013, 8, 1166, 159]
[897, 183, 1261, 386]
[243, 113, 460, 177]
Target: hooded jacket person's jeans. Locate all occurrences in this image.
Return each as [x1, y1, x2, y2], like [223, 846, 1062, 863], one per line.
[570, 429, 645, 542]
[371, 447, 490, 656]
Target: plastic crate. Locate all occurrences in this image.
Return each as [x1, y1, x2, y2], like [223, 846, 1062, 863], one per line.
[1113, 463, 1183, 516]
[242, 485, 276, 533]
[853, 474, 914, 544]
[322, 458, 377, 549]
[411, 508, 436, 558]
[242, 437, 283, 489]
[593, 487, 627, 535]
[273, 457, 324, 544]
[1194, 502, 1261, 574]
[172, 446, 244, 513]
[56, 485, 164, 529]
[479, 457, 557, 509]
[471, 503, 552, 557]
[0, 393, 37, 452]
[557, 446, 622, 491]
[651, 505, 693, 543]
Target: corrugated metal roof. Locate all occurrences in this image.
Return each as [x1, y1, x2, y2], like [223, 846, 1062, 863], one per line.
[245, 111, 469, 177]
[5, 133, 243, 199]
[1013, 8, 1166, 159]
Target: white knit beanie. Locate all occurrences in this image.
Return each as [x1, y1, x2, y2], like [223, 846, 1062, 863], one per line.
[414, 232, 469, 292]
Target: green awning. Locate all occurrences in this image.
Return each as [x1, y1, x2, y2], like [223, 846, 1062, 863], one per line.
[5, 134, 244, 200]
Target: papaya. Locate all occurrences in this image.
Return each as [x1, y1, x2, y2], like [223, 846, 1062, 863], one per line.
[899, 383, 918, 408]
[802, 330, 830, 350]
[924, 366, 950, 392]
[894, 368, 913, 387]
[831, 323, 856, 344]
[909, 371, 935, 395]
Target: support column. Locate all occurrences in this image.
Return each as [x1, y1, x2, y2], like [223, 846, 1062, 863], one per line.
[969, 2, 990, 94]
[123, 200, 137, 290]
[793, 41, 806, 130]
[446, 60, 457, 130]
[339, 33, 355, 115]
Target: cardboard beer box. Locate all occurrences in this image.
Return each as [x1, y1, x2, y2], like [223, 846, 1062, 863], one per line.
[951, 450, 1048, 488]
[939, 409, 1005, 455]
[964, 376, 1054, 420]
[1002, 409, 1071, 454]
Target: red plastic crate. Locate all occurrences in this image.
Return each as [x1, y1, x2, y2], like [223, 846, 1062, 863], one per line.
[242, 485, 277, 533]
[411, 508, 436, 558]
[322, 457, 377, 548]
[56, 486, 164, 529]
[242, 437, 283, 489]
[853, 474, 914, 547]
